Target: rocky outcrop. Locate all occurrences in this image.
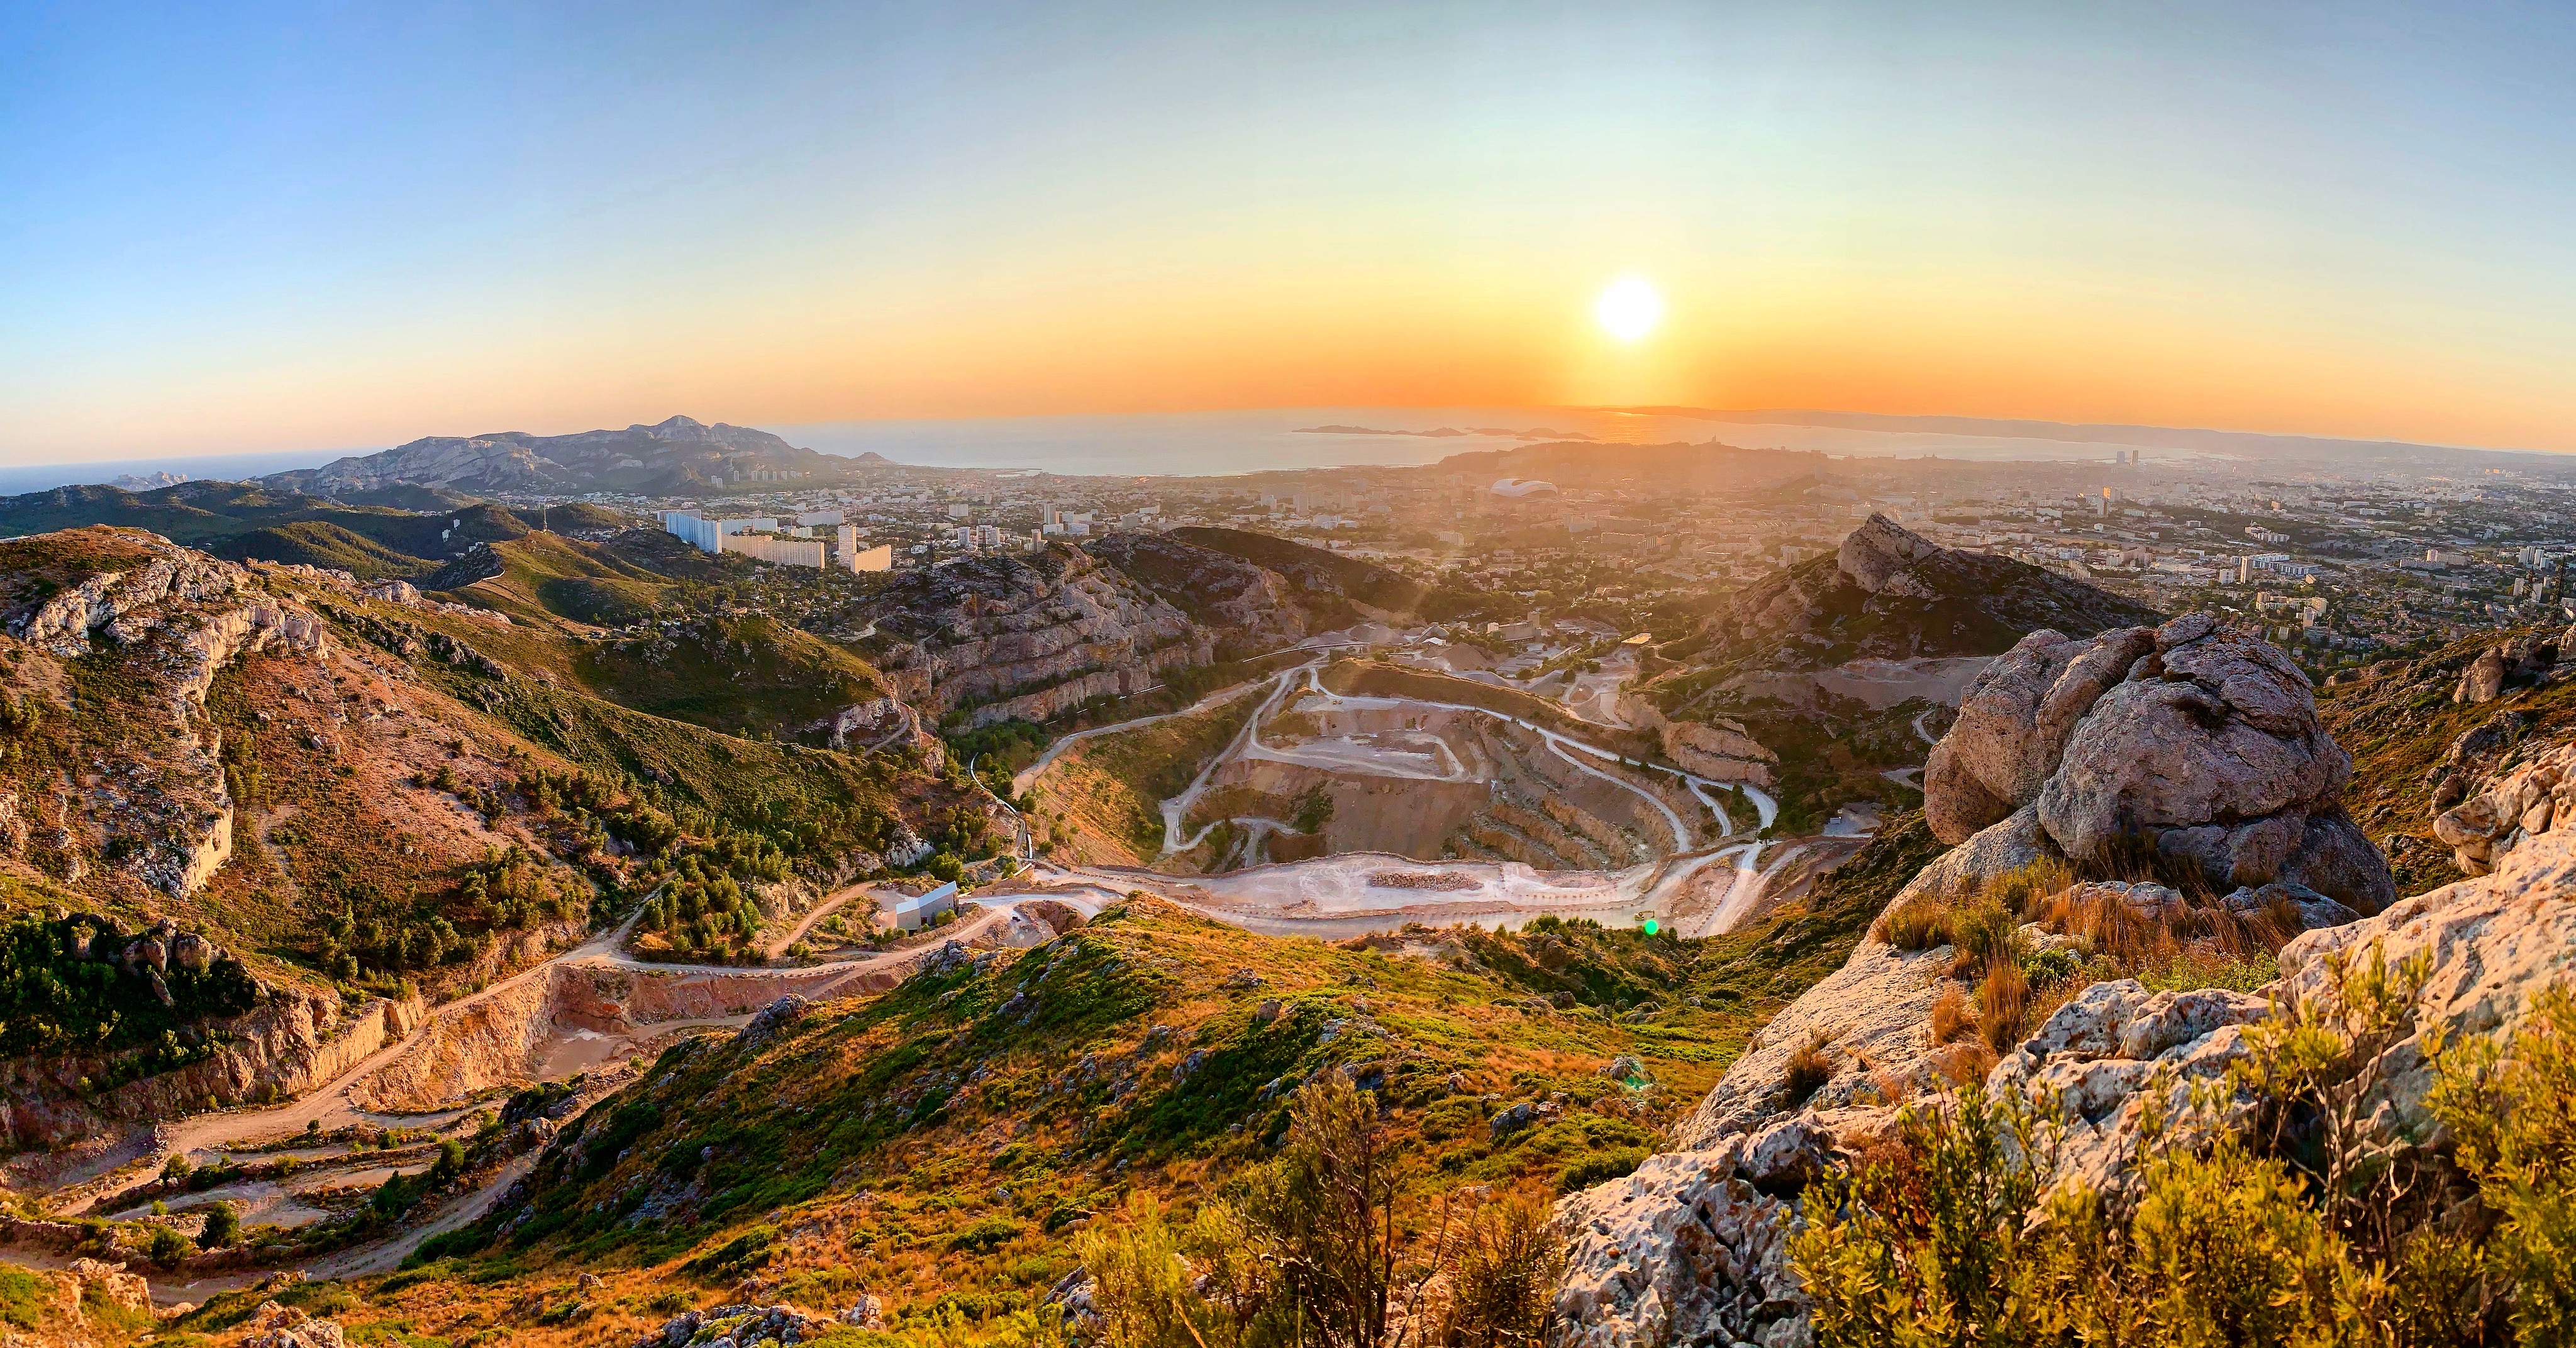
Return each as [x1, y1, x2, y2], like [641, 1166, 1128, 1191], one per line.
[1555, 1141, 1806, 1348]
[0, 528, 331, 897]
[1554, 621, 2406, 1348]
[1924, 625, 2153, 841]
[1658, 718, 1779, 788]
[0, 974, 419, 1151]
[1695, 515, 2163, 671]
[2451, 630, 2558, 704]
[633, 1303, 828, 1348]
[1083, 531, 1313, 648]
[818, 695, 943, 766]
[2429, 727, 2576, 876]
[1924, 614, 2393, 915]
[242, 1298, 348, 1347]
[866, 546, 1214, 728]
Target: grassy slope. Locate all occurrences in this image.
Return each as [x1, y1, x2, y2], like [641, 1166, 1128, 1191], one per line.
[1038, 688, 1265, 863]
[303, 819, 1938, 1347]
[208, 521, 442, 579]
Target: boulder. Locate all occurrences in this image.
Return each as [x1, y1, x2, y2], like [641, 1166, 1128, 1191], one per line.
[2041, 627, 2346, 861]
[1889, 805, 2049, 907]
[1908, 614, 2396, 914]
[1924, 625, 2155, 844]
[2220, 881, 2360, 932]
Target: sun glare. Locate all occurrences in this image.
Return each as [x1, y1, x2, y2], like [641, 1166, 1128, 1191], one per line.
[1594, 275, 1662, 343]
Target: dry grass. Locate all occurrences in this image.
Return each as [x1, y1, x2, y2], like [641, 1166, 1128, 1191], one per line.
[2029, 887, 2297, 973]
[1879, 898, 1951, 951]
[1929, 985, 1976, 1045]
[1982, 856, 2079, 917]
[1934, 1039, 1999, 1086]
[1976, 957, 2032, 1053]
[1782, 1029, 1835, 1106]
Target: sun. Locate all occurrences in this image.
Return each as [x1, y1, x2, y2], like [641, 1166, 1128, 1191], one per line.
[1594, 275, 1662, 342]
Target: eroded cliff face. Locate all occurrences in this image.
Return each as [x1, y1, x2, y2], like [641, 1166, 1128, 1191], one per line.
[865, 546, 1214, 728]
[0, 979, 421, 1152]
[0, 528, 330, 898]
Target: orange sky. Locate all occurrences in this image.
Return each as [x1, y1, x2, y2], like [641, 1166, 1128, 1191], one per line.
[11, 4, 2576, 460]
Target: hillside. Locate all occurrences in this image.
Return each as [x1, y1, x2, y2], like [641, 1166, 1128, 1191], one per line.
[0, 480, 558, 579]
[1163, 526, 1496, 624]
[0, 527, 979, 1158]
[168, 819, 1938, 1348]
[2318, 621, 2576, 895]
[1677, 514, 2165, 678]
[1641, 515, 2165, 832]
[264, 415, 862, 497]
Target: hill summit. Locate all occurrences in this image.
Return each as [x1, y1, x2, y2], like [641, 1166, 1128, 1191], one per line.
[264, 416, 849, 496]
[1706, 514, 2166, 669]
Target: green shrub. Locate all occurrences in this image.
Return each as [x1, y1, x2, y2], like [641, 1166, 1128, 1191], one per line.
[2429, 983, 2576, 1343]
[1880, 900, 1950, 952]
[0, 1264, 48, 1330]
[197, 1202, 239, 1249]
[1556, 1147, 1647, 1194]
[148, 1224, 190, 1267]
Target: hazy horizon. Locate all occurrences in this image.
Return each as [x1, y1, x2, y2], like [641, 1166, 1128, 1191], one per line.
[3, 401, 2563, 497]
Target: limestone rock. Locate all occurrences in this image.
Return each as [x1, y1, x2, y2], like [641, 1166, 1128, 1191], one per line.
[631, 1304, 826, 1347]
[1660, 719, 1780, 788]
[1984, 981, 2273, 1200]
[2040, 626, 2349, 870]
[243, 1300, 348, 1348]
[2456, 648, 2507, 703]
[1916, 612, 2392, 913]
[1889, 805, 2048, 907]
[2220, 881, 2360, 931]
[2429, 731, 2576, 876]
[1924, 625, 2155, 843]
[2273, 827, 2576, 1142]
[1553, 1142, 1811, 1348]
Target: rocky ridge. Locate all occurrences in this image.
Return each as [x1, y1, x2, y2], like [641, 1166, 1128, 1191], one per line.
[1080, 530, 1312, 650]
[864, 544, 1214, 727]
[1695, 514, 2165, 672]
[0, 528, 329, 896]
[1555, 617, 2431, 1348]
[264, 415, 844, 497]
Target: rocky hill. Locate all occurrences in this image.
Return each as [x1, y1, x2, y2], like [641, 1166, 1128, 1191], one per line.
[1640, 516, 2165, 834]
[1160, 526, 1499, 625]
[0, 526, 979, 1154]
[262, 416, 861, 496]
[1079, 531, 1313, 651]
[858, 544, 1216, 727]
[1690, 513, 2165, 674]
[1553, 616, 2576, 1347]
